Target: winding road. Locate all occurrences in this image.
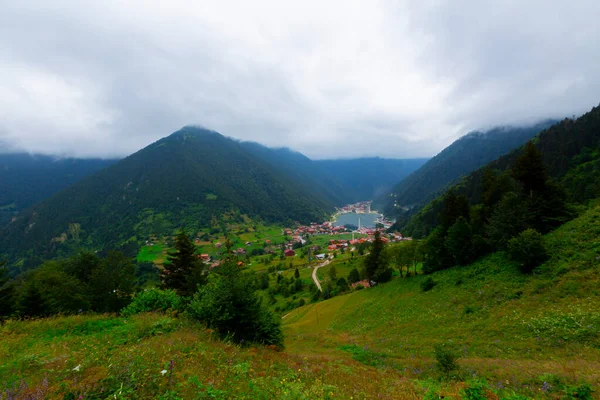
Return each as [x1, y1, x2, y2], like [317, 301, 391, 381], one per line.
[311, 258, 331, 292]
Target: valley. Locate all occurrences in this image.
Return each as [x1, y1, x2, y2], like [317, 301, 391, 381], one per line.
[2, 106, 600, 399]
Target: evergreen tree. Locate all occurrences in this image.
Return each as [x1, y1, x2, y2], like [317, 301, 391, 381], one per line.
[422, 227, 451, 274]
[90, 251, 136, 312]
[347, 268, 360, 284]
[512, 142, 548, 197]
[445, 217, 473, 266]
[294, 268, 300, 279]
[162, 230, 204, 296]
[439, 190, 470, 231]
[364, 231, 385, 282]
[0, 261, 15, 317]
[486, 192, 528, 249]
[328, 265, 337, 280]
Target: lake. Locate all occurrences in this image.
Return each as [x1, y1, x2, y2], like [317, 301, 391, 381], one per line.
[333, 212, 380, 229]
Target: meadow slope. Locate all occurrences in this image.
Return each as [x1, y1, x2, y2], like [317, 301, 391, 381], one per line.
[2, 207, 599, 399]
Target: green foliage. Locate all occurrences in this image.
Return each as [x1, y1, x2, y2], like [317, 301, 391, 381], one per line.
[121, 288, 184, 317]
[189, 261, 283, 347]
[90, 251, 136, 312]
[338, 344, 389, 368]
[486, 192, 528, 249]
[347, 268, 360, 284]
[526, 309, 600, 344]
[562, 383, 594, 400]
[336, 278, 349, 292]
[0, 260, 15, 317]
[363, 231, 390, 283]
[380, 121, 553, 220]
[445, 217, 473, 265]
[1, 127, 331, 262]
[508, 229, 548, 273]
[328, 265, 337, 280]
[420, 277, 436, 292]
[163, 230, 205, 296]
[16, 262, 90, 316]
[433, 342, 460, 378]
[460, 379, 490, 400]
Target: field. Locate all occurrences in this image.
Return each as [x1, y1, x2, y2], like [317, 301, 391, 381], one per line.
[2, 207, 599, 399]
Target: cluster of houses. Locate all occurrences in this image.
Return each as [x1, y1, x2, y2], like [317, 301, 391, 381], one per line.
[284, 221, 346, 237]
[336, 201, 372, 214]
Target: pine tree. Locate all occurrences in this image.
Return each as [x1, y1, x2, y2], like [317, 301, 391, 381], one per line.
[294, 268, 300, 279]
[512, 142, 548, 197]
[445, 217, 473, 266]
[0, 261, 15, 317]
[347, 268, 360, 284]
[364, 231, 389, 282]
[162, 230, 203, 296]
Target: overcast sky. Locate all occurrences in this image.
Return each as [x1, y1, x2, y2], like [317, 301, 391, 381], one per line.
[1, 0, 599, 159]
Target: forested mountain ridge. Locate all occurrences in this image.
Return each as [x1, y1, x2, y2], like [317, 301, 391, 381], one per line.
[403, 104, 600, 240]
[239, 142, 351, 206]
[0, 127, 333, 265]
[377, 120, 557, 218]
[314, 157, 428, 203]
[0, 153, 117, 226]
[241, 142, 428, 205]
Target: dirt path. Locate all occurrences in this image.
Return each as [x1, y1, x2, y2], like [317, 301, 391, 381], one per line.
[312, 259, 330, 292]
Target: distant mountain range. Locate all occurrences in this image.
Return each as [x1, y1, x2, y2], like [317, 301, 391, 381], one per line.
[0, 127, 426, 264]
[376, 120, 557, 220]
[0, 154, 117, 226]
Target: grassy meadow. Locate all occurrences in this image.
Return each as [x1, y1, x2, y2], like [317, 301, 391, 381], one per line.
[2, 207, 599, 399]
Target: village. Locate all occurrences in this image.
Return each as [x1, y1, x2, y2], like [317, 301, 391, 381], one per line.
[141, 202, 408, 271]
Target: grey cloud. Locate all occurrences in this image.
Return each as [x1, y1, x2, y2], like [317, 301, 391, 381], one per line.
[0, 0, 598, 159]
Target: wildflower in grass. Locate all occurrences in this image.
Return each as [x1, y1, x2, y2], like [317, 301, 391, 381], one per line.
[161, 369, 168, 376]
[73, 365, 81, 372]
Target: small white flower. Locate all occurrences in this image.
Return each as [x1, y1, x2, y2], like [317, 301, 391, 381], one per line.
[73, 365, 81, 372]
[161, 369, 168, 376]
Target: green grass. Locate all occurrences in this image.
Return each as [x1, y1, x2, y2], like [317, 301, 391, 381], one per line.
[5, 207, 600, 399]
[283, 206, 600, 398]
[136, 244, 166, 263]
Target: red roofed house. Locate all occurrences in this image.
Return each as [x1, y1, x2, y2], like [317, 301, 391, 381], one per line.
[284, 249, 295, 257]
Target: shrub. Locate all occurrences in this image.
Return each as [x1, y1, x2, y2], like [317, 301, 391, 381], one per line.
[347, 268, 360, 284]
[188, 262, 283, 348]
[421, 277, 436, 292]
[563, 383, 594, 400]
[508, 229, 548, 273]
[121, 288, 184, 317]
[433, 343, 460, 378]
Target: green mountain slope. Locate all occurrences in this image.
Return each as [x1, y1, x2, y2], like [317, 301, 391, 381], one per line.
[0, 153, 117, 226]
[403, 105, 600, 237]
[314, 157, 428, 203]
[378, 120, 556, 218]
[283, 205, 600, 397]
[0, 127, 331, 263]
[242, 142, 428, 205]
[239, 142, 352, 206]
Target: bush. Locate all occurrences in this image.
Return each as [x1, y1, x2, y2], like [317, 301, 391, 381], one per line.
[347, 268, 360, 284]
[508, 229, 548, 273]
[121, 288, 184, 317]
[188, 262, 283, 348]
[433, 343, 460, 378]
[421, 277, 436, 292]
